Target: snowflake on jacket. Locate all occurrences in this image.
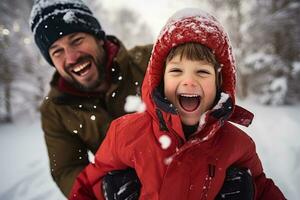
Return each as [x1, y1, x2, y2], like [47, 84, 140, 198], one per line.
[69, 8, 285, 200]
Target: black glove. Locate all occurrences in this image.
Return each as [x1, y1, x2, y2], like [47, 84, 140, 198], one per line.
[215, 166, 254, 200]
[102, 168, 141, 200]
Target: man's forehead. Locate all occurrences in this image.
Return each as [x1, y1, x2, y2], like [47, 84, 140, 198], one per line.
[49, 32, 86, 49]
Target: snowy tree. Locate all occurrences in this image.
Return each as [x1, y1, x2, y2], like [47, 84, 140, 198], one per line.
[86, 0, 154, 48]
[205, 0, 300, 104]
[207, 0, 252, 99]
[245, 0, 300, 104]
[0, 0, 53, 123]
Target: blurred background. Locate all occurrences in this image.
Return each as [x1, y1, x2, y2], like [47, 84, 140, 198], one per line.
[0, 0, 299, 199]
[1, 0, 300, 122]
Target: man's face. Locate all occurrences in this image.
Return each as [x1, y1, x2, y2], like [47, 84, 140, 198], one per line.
[164, 55, 217, 126]
[49, 32, 106, 91]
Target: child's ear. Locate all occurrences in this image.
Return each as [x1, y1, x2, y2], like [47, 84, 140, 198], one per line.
[216, 67, 222, 91]
[213, 68, 223, 106]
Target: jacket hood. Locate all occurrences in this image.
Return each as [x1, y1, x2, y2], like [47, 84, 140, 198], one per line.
[142, 8, 253, 141]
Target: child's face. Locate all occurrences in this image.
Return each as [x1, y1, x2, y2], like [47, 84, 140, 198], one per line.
[164, 55, 217, 126]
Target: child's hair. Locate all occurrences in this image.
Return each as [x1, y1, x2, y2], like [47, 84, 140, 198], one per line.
[165, 42, 222, 92]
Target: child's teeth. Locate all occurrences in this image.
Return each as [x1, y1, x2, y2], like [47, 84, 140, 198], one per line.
[181, 94, 199, 98]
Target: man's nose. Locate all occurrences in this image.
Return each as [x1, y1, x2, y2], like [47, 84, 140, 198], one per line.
[65, 47, 80, 65]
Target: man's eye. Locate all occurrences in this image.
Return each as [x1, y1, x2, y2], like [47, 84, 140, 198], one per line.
[72, 37, 83, 45]
[51, 49, 62, 57]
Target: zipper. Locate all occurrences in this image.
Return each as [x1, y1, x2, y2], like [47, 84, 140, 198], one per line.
[200, 164, 215, 200]
[156, 109, 184, 147]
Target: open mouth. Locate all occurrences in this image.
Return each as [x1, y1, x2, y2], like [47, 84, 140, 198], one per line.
[71, 61, 91, 76]
[178, 94, 201, 112]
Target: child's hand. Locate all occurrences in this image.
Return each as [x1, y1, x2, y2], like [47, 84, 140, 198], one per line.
[215, 166, 254, 200]
[102, 168, 141, 200]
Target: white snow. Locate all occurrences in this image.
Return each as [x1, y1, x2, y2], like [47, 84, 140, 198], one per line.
[166, 8, 214, 24]
[159, 134, 172, 150]
[124, 95, 146, 113]
[213, 92, 230, 110]
[292, 61, 300, 74]
[0, 122, 65, 199]
[158, 8, 222, 41]
[0, 102, 299, 199]
[90, 115, 96, 120]
[63, 11, 77, 23]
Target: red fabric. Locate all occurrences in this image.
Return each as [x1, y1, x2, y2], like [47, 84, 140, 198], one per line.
[69, 113, 285, 200]
[57, 40, 119, 97]
[69, 11, 285, 200]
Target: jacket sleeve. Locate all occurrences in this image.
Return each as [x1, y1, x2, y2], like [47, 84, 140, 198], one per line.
[236, 137, 286, 200]
[41, 101, 90, 197]
[69, 120, 128, 200]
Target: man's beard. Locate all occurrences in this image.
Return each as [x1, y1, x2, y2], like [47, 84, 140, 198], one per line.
[66, 53, 107, 92]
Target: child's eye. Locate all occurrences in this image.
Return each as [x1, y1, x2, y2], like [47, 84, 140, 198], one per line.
[197, 70, 210, 75]
[169, 68, 182, 73]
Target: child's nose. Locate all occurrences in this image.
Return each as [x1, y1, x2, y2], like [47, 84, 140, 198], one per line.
[182, 78, 197, 87]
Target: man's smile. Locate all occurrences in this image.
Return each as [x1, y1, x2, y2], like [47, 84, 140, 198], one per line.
[71, 61, 92, 76]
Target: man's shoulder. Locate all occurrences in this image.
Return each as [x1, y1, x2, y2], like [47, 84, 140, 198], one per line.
[128, 44, 153, 63]
[40, 86, 64, 114]
[128, 44, 153, 55]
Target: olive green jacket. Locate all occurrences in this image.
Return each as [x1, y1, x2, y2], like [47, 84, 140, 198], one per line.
[40, 36, 152, 197]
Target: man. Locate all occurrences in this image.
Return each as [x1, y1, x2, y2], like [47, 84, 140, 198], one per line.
[29, 0, 152, 197]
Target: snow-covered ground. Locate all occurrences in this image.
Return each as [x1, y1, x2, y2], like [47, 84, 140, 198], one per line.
[0, 100, 299, 200]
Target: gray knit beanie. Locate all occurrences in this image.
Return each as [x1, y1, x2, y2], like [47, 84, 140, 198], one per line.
[29, 0, 105, 66]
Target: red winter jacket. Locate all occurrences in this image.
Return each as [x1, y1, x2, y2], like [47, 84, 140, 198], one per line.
[69, 9, 285, 200]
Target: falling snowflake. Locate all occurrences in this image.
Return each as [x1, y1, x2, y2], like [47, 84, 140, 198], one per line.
[124, 95, 146, 113]
[90, 115, 96, 120]
[164, 156, 173, 165]
[159, 134, 171, 149]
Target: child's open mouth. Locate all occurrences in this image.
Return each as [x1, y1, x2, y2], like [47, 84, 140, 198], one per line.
[71, 61, 91, 76]
[178, 94, 201, 112]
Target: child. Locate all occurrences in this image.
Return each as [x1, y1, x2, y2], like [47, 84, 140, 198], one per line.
[69, 8, 285, 200]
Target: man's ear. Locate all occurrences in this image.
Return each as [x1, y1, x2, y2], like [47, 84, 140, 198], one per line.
[98, 39, 105, 46]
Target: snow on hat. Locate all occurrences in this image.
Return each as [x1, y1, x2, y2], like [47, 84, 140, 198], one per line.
[29, 0, 105, 66]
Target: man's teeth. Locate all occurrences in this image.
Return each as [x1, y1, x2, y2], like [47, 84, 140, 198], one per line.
[73, 62, 89, 72]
